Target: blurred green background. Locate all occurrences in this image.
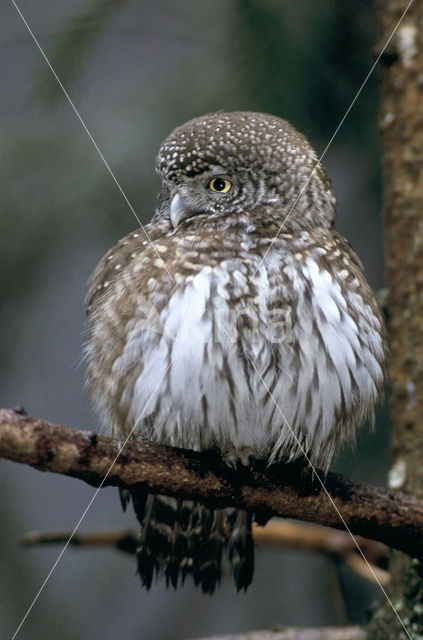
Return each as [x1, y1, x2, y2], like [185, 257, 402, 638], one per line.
[1, 1, 390, 638]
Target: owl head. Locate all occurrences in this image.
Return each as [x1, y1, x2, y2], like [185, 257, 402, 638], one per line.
[155, 111, 336, 232]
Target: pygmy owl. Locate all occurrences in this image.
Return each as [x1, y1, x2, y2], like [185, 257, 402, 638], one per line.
[85, 111, 386, 593]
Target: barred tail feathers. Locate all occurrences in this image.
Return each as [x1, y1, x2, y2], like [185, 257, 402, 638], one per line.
[131, 493, 254, 594]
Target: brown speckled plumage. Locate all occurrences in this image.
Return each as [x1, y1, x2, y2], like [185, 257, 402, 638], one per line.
[85, 112, 386, 593]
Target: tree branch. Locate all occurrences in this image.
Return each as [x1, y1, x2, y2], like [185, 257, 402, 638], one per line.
[20, 521, 390, 585]
[1, 407, 423, 560]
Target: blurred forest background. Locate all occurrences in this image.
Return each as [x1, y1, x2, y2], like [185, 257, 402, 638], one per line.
[1, 1, 391, 638]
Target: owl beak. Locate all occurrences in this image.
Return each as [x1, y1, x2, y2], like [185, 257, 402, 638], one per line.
[170, 193, 186, 229]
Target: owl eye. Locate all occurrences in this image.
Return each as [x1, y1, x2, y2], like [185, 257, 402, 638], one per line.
[207, 177, 232, 193]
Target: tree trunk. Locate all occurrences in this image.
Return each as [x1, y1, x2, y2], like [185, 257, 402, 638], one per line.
[370, 1, 423, 638]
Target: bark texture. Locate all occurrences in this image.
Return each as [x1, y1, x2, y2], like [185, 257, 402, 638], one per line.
[1, 407, 423, 560]
[370, 1, 423, 638]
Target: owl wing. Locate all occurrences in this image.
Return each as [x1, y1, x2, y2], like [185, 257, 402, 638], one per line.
[86, 222, 166, 316]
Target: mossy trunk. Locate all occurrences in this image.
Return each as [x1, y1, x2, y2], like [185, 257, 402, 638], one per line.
[369, 1, 423, 638]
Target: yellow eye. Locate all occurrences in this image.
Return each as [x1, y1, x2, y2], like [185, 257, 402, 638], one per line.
[208, 177, 232, 193]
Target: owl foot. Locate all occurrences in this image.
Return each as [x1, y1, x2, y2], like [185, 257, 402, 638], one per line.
[222, 447, 256, 470]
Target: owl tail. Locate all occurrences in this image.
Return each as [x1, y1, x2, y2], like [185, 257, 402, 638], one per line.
[130, 493, 254, 594]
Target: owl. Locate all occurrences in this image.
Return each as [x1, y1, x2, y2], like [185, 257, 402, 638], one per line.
[85, 111, 386, 593]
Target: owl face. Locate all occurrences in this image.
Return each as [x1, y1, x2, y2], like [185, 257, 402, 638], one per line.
[158, 163, 265, 228]
[155, 111, 336, 231]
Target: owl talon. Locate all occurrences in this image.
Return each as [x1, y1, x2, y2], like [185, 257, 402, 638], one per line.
[222, 447, 256, 470]
[223, 452, 239, 469]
